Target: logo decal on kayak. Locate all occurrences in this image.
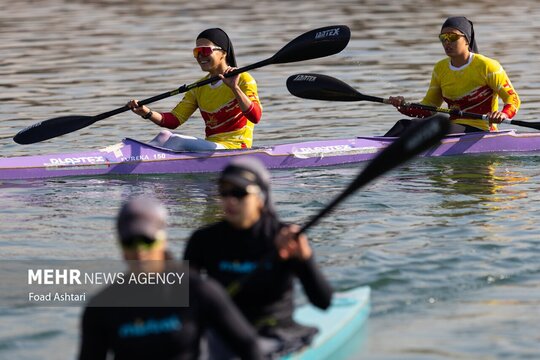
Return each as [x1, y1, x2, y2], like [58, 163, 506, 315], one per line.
[292, 145, 380, 158]
[100, 143, 125, 158]
[45, 156, 107, 166]
[120, 155, 150, 162]
[315, 28, 340, 39]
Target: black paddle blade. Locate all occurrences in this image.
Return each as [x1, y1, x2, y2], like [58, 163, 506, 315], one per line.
[287, 72, 388, 104]
[272, 25, 350, 64]
[13, 115, 98, 144]
[286, 73, 362, 101]
[300, 114, 451, 233]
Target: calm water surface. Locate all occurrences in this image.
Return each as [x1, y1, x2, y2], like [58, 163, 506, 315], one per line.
[1, 0, 540, 359]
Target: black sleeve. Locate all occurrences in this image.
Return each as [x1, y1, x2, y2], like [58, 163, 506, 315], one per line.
[199, 278, 262, 360]
[293, 256, 333, 309]
[78, 307, 108, 360]
[183, 230, 204, 270]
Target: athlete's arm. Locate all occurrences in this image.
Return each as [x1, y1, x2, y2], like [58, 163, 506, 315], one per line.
[390, 65, 443, 118]
[275, 224, 333, 309]
[488, 65, 520, 120]
[199, 277, 262, 360]
[293, 256, 333, 309]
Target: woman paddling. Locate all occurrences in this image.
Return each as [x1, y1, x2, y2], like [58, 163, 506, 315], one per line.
[384, 16, 520, 136]
[127, 28, 262, 151]
[183, 157, 333, 358]
[79, 196, 262, 360]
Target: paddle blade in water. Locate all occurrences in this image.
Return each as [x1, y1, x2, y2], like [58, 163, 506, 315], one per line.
[272, 25, 350, 64]
[13, 115, 98, 144]
[300, 114, 451, 233]
[287, 73, 362, 101]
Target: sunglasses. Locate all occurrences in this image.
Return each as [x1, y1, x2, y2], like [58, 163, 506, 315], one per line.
[438, 33, 465, 43]
[121, 235, 157, 250]
[218, 183, 262, 199]
[218, 187, 251, 199]
[193, 46, 222, 58]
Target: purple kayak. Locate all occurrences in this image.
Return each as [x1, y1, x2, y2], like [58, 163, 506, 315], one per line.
[1, 130, 540, 180]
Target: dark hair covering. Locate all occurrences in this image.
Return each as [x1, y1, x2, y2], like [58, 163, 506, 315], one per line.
[219, 157, 276, 216]
[219, 157, 281, 241]
[441, 16, 478, 53]
[197, 28, 237, 67]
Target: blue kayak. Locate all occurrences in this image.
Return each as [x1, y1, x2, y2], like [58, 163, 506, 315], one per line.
[284, 286, 371, 359]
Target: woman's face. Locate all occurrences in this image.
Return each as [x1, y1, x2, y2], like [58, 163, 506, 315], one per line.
[439, 27, 469, 57]
[194, 38, 227, 73]
[219, 182, 265, 229]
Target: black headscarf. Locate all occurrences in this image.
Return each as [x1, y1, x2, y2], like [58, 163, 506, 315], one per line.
[196, 28, 237, 67]
[219, 157, 276, 217]
[219, 157, 281, 237]
[441, 16, 478, 53]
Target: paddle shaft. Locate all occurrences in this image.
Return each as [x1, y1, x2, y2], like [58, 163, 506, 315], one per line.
[357, 93, 489, 120]
[91, 59, 272, 123]
[366, 94, 540, 129]
[299, 188, 352, 234]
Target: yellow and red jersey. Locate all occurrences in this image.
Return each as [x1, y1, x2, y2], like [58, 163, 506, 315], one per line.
[401, 53, 520, 131]
[160, 72, 262, 149]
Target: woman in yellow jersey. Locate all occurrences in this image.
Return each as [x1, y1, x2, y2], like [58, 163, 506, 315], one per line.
[127, 28, 262, 150]
[384, 16, 520, 136]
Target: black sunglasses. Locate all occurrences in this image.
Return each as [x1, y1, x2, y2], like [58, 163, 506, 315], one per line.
[218, 187, 250, 199]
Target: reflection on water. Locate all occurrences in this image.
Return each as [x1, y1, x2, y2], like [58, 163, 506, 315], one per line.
[1, 0, 540, 359]
[426, 155, 529, 212]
